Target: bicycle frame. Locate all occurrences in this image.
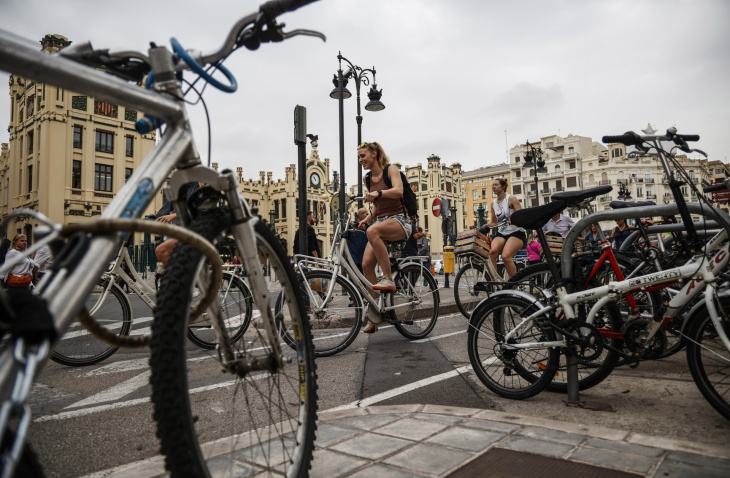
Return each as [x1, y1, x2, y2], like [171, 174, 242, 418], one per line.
[0, 24, 281, 409]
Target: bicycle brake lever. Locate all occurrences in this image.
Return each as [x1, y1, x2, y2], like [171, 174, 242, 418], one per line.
[281, 28, 326, 42]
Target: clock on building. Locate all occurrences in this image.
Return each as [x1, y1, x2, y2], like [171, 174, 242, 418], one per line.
[310, 173, 321, 187]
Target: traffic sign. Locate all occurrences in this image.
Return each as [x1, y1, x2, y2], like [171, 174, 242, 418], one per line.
[712, 190, 730, 203]
[432, 198, 442, 217]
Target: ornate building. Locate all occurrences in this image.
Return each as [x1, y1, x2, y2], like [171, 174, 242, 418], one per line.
[0, 34, 159, 243]
[461, 163, 510, 230]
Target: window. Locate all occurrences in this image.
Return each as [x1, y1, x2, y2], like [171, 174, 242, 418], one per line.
[568, 146, 575, 154]
[27, 131, 34, 154]
[72, 160, 82, 189]
[554, 165, 561, 172]
[689, 170, 695, 180]
[566, 176, 577, 188]
[531, 198, 538, 207]
[611, 148, 623, 158]
[94, 163, 113, 192]
[281, 198, 286, 218]
[125, 136, 134, 157]
[515, 169, 521, 178]
[568, 161, 576, 169]
[645, 171, 651, 182]
[482, 188, 488, 199]
[512, 184, 521, 194]
[95, 130, 114, 153]
[73, 125, 83, 149]
[27, 165, 32, 192]
[472, 190, 478, 201]
[636, 187, 643, 197]
[588, 174, 594, 183]
[514, 156, 520, 163]
[125, 167, 133, 182]
[546, 142, 554, 148]
[446, 181, 452, 193]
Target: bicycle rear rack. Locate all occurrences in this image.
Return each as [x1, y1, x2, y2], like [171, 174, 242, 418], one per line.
[295, 255, 336, 272]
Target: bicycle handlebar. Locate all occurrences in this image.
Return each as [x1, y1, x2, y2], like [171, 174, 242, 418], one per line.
[602, 130, 700, 146]
[703, 182, 729, 193]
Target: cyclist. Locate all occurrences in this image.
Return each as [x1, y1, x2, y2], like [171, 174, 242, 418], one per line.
[357, 141, 411, 332]
[483, 178, 525, 278]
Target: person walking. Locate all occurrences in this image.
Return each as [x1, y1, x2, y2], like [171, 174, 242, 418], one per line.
[293, 211, 321, 259]
[483, 178, 525, 278]
[0, 234, 37, 289]
[357, 141, 411, 333]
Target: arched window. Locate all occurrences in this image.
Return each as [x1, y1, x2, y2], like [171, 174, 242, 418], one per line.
[601, 172, 608, 184]
[645, 171, 651, 182]
[554, 165, 561, 172]
[568, 146, 575, 153]
[632, 170, 638, 182]
[689, 170, 695, 180]
[529, 169, 535, 176]
[588, 174, 595, 183]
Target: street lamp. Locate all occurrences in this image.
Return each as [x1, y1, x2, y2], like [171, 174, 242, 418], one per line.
[617, 183, 633, 200]
[330, 52, 385, 211]
[269, 209, 276, 231]
[522, 140, 548, 206]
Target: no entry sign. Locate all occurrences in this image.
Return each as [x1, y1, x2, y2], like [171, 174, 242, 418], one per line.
[432, 198, 442, 217]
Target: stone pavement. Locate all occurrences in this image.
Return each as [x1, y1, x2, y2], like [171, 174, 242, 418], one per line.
[312, 405, 730, 477]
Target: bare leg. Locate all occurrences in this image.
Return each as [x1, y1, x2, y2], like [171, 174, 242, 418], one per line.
[489, 236, 506, 276]
[501, 236, 525, 278]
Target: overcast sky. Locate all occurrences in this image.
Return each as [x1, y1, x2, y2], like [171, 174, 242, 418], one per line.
[1, 0, 728, 189]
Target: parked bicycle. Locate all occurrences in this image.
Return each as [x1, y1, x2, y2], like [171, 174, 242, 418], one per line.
[276, 196, 440, 357]
[467, 128, 730, 421]
[0, 1, 321, 476]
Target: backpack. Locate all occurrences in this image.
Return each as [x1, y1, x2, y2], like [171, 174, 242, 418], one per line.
[365, 165, 419, 220]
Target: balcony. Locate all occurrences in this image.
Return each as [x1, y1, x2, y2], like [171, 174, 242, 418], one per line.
[617, 179, 628, 186]
[599, 195, 613, 202]
[645, 178, 655, 183]
[553, 186, 565, 192]
[647, 194, 657, 200]
[540, 189, 551, 195]
[563, 152, 578, 159]
[599, 179, 612, 186]
[528, 191, 537, 197]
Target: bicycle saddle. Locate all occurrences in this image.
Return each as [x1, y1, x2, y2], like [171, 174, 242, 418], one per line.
[609, 200, 656, 209]
[551, 185, 613, 207]
[510, 200, 568, 230]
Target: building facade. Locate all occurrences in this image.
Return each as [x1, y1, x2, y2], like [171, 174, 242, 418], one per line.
[0, 34, 159, 244]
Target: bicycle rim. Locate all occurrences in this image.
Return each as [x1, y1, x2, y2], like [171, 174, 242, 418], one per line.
[186, 273, 252, 350]
[454, 262, 488, 319]
[150, 209, 317, 477]
[467, 297, 558, 399]
[50, 278, 131, 366]
[686, 309, 730, 420]
[392, 264, 440, 340]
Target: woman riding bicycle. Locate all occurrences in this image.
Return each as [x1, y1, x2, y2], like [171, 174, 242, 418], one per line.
[357, 141, 412, 332]
[484, 178, 525, 278]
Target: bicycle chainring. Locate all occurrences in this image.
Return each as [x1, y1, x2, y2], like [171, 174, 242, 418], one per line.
[564, 321, 603, 363]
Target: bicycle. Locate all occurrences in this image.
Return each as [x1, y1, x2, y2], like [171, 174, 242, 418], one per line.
[49, 241, 253, 366]
[0, 1, 321, 476]
[467, 128, 730, 421]
[276, 196, 440, 356]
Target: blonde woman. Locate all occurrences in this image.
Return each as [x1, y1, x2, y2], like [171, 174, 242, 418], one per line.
[1, 234, 37, 288]
[357, 141, 411, 333]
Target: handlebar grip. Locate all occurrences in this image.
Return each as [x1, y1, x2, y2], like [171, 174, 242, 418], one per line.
[703, 182, 728, 193]
[675, 134, 700, 142]
[261, 0, 319, 16]
[602, 132, 640, 145]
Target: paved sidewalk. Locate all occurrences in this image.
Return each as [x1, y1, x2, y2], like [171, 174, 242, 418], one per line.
[313, 405, 730, 477]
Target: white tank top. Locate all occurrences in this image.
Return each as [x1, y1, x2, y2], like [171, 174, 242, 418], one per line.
[493, 194, 523, 235]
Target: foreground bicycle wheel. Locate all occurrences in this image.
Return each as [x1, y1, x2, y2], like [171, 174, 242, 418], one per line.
[277, 269, 362, 357]
[186, 272, 252, 350]
[454, 261, 490, 319]
[50, 278, 131, 366]
[150, 209, 317, 478]
[391, 263, 440, 340]
[685, 297, 730, 420]
[468, 296, 559, 399]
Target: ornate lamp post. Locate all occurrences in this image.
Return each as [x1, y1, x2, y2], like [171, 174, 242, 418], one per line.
[521, 140, 548, 206]
[330, 52, 385, 211]
[268, 209, 276, 231]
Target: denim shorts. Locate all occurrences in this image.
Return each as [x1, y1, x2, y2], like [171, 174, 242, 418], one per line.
[374, 213, 412, 239]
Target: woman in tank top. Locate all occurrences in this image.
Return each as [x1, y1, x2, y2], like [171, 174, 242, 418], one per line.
[485, 178, 525, 278]
[357, 141, 411, 333]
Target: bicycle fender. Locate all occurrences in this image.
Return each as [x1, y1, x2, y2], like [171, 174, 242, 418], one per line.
[470, 289, 547, 323]
[679, 289, 730, 335]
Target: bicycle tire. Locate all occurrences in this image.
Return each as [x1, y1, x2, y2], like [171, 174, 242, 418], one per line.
[454, 261, 489, 319]
[391, 263, 440, 340]
[50, 277, 132, 367]
[467, 296, 559, 399]
[186, 272, 252, 350]
[277, 269, 362, 357]
[1, 429, 45, 478]
[149, 209, 317, 478]
[508, 262, 623, 392]
[685, 297, 730, 420]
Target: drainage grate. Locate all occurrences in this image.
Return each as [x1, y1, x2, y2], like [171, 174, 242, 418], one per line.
[446, 447, 643, 478]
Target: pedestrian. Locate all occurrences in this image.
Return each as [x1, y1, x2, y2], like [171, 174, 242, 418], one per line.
[584, 224, 601, 248]
[415, 226, 431, 265]
[357, 141, 411, 333]
[293, 211, 321, 259]
[484, 178, 525, 278]
[155, 260, 165, 291]
[526, 232, 542, 265]
[154, 182, 202, 264]
[347, 208, 369, 274]
[543, 212, 575, 238]
[0, 234, 37, 289]
[33, 243, 53, 284]
[611, 218, 632, 250]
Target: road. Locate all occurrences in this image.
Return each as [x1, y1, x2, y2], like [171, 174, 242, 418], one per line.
[25, 281, 730, 477]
